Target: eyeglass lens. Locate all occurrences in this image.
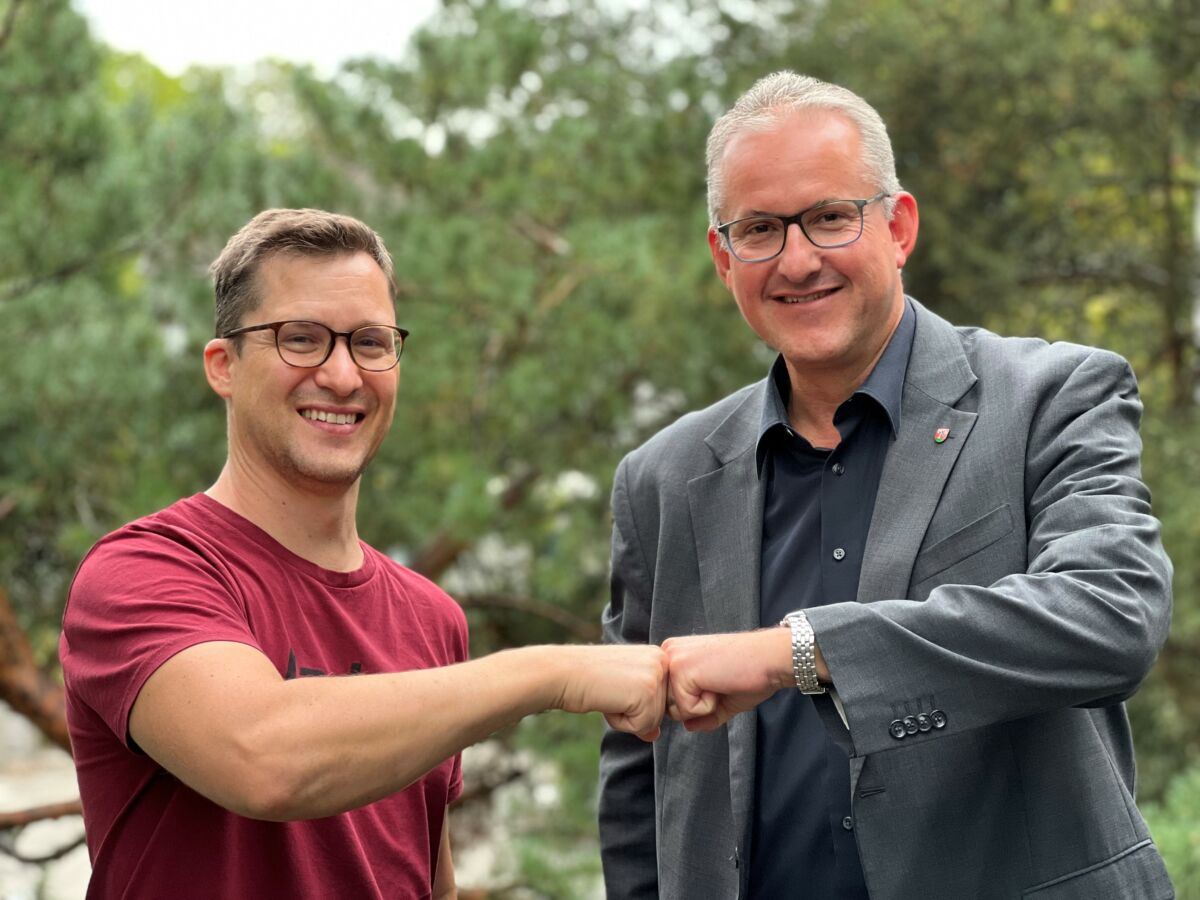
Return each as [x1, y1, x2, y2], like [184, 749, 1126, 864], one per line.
[276, 322, 401, 371]
[727, 200, 866, 260]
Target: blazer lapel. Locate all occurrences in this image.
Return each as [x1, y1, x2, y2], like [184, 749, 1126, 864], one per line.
[859, 301, 979, 602]
[688, 387, 766, 872]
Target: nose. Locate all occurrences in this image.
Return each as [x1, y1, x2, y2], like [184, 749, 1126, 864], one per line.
[775, 223, 822, 281]
[312, 335, 364, 396]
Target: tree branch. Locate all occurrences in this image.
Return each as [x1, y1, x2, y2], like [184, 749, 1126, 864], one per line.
[510, 213, 572, 257]
[0, 799, 85, 866]
[0, 832, 86, 865]
[1016, 266, 1169, 292]
[452, 765, 527, 808]
[408, 468, 541, 580]
[0, 587, 71, 753]
[0, 232, 145, 305]
[0, 799, 82, 831]
[0, 0, 24, 54]
[456, 593, 601, 642]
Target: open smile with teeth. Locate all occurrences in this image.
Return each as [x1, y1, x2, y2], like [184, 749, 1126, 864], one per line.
[776, 287, 839, 304]
[301, 409, 363, 425]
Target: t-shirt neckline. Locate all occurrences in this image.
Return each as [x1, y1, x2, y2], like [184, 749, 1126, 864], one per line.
[188, 492, 377, 589]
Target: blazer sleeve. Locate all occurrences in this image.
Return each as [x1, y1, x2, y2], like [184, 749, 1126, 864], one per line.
[804, 349, 1173, 758]
[598, 457, 660, 899]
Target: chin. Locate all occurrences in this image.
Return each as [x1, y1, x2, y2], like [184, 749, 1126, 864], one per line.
[284, 453, 370, 487]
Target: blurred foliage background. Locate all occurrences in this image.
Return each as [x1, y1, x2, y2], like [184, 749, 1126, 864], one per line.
[2, 0, 1198, 895]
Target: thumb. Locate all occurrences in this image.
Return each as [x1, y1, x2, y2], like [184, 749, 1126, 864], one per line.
[671, 686, 717, 720]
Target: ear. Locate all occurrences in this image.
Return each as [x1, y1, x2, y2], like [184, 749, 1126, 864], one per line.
[203, 339, 236, 400]
[708, 227, 734, 291]
[888, 192, 919, 269]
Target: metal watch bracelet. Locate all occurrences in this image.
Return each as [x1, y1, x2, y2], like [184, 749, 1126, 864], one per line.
[780, 610, 826, 695]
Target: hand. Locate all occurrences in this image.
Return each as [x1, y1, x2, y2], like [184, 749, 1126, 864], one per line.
[554, 645, 669, 742]
[662, 629, 793, 732]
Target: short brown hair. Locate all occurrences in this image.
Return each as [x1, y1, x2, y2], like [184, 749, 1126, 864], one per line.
[210, 208, 397, 339]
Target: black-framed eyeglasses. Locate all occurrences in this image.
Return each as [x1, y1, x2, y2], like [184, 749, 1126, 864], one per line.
[220, 320, 409, 372]
[717, 192, 891, 262]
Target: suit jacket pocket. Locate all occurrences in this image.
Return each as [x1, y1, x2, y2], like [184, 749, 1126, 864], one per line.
[1021, 840, 1173, 899]
[911, 503, 1014, 585]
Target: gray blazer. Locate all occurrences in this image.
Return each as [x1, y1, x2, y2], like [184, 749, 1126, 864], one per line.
[599, 300, 1173, 900]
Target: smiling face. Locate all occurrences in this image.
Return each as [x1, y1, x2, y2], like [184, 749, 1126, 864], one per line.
[708, 108, 918, 385]
[205, 251, 399, 492]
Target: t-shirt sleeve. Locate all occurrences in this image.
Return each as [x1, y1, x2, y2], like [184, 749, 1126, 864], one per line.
[61, 528, 262, 749]
[446, 599, 469, 803]
[447, 752, 464, 803]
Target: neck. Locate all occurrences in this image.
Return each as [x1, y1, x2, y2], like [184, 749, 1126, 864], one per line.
[784, 372, 858, 449]
[206, 459, 364, 573]
[784, 311, 903, 449]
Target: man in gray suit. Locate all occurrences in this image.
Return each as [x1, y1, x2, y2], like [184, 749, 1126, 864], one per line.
[598, 72, 1173, 899]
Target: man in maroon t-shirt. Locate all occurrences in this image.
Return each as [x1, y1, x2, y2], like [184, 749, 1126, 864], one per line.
[60, 209, 668, 899]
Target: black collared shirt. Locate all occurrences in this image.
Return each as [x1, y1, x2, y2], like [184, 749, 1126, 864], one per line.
[748, 299, 915, 900]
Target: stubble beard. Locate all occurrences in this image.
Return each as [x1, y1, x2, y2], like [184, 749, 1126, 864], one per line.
[248, 416, 386, 492]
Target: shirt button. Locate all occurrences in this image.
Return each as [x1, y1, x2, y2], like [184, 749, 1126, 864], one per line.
[832, 547, 846, 561]
[842, 816, 854, 831]
[832, 462, 845, 475]
[888, 719, 907, 740]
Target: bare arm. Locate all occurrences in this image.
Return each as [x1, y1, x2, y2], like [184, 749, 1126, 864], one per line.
[129, 640, 666, 821]
[433, 815, 456, 900]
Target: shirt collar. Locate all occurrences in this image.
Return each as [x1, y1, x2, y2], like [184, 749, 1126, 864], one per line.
[755, 296, 916, 475]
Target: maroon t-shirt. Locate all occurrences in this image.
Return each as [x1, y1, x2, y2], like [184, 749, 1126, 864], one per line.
[60, 494, 468, 899]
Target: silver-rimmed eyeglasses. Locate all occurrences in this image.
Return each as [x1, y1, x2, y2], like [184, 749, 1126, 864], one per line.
[717, 192, 891, 262]
[221, 320, 409, 372]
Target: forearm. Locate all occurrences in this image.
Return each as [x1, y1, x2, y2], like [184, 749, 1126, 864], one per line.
[808, 560, 1169, 750]
[809, 351, 1170, 752]
[133, 641, 665, 821]
[247, 646, 565, 819]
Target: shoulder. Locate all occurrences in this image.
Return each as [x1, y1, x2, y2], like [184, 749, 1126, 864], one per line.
[364, 546, 469, 645]
[71, 496, 221, 589]
[64, 496, 267, 651]
[914, 302, 1134, 396]
[960, 325, 1128, 379]
[618, 382, 760, 486]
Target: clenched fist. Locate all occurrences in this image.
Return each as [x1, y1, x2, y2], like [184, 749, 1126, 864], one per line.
[554, 644, 669, 741]
[662, 628, 795, 732]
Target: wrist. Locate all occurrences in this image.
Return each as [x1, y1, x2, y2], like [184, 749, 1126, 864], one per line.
[764, 626, 798, 692]
[503, 645, 574, 714]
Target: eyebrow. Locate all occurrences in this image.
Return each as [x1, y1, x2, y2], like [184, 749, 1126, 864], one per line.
[743, 198, 844, 218]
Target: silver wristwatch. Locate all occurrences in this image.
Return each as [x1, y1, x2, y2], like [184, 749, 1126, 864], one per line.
[780, 610, 826, 695]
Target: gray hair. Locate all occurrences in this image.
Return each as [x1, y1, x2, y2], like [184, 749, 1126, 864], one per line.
[210, 208, 397, 343]
[706, 71, 902, 227]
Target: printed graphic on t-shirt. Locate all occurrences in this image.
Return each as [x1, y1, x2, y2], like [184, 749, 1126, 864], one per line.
[284, 648, 363, 679]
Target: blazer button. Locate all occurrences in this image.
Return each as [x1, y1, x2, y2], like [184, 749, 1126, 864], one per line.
[916, 713, 932, 732]
[888, 719, 907, 740]
[930, 709, 948, 729]
[903, 715, 919, 735]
